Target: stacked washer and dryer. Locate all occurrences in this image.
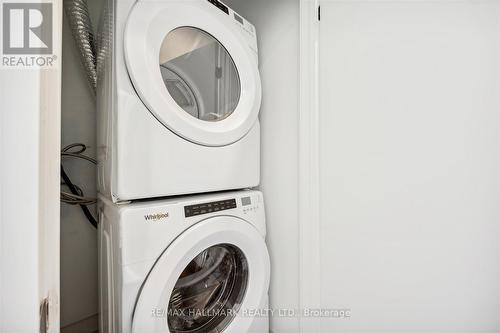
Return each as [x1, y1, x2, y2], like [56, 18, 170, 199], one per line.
[96, 0, 270, 332]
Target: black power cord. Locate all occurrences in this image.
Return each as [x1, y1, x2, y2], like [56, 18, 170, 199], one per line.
[60, 143, 98, 229]
[61, 164, 98, 228]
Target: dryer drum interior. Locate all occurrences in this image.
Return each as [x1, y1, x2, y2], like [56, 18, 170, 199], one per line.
[160, 66, 201, 119]
[159, 27, 242, 123]
[167, 244, 249, 333]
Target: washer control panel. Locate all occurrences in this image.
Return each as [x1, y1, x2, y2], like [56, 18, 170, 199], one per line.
[184, 199, 237, 218]
[241, 196, 260, 214]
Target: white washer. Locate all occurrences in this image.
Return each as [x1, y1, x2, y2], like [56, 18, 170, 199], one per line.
[98, 190, 270, 333]
[97, 0, 262, 202]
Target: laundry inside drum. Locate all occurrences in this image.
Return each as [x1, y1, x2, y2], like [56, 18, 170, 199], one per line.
[159, 27, 241, 122]
[167, 244, 248, 333]
[160, 66, 200, 119]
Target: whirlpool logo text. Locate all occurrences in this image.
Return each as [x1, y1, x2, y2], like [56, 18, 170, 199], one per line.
[144, 213, 169, 222]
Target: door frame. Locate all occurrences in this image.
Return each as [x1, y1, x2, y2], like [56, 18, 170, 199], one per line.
[0, 1, 62, 332]
[298, 0, 321, 332]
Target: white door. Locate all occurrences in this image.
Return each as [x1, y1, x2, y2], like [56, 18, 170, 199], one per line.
[310, 1, 500, 331]
[0, 1, 62, 332]
[132, 216, 270, 333]
[125, 1, 261, 147]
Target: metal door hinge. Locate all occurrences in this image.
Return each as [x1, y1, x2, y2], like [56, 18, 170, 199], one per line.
[40, 298, 49, 333]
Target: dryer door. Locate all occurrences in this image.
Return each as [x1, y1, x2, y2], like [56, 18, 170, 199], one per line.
[125, 1, 261, 147]
[131, 216, 270, 333]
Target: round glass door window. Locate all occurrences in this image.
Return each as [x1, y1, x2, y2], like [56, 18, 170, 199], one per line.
[159, 27, 241, 122]
[168, 244, 248, 333]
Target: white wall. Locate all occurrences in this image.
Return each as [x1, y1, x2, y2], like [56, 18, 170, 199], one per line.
[223, 1, 301, 332]
[316, 1, 500, 331]
[60, 0, 102, 328]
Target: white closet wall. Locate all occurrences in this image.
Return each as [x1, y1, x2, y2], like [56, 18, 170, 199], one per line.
[224, 1, 301, 332]
[60, 0, 101, 328]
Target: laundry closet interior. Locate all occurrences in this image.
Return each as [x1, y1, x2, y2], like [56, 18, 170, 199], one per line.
[60, 0, 300, 332]
[58, 0, 500, 332]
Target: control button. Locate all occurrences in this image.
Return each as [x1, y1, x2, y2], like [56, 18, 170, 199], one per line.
[184, 198, 237, 217]
[234, 13, 244, 24]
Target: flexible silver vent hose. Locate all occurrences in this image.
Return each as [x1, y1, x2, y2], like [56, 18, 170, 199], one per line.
[61, 0, 98, 228]
[64, 0, 97, 93]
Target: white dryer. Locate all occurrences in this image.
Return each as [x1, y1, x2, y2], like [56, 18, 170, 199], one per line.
[97, 0, 262, 202]
[98, 190, 270, 333]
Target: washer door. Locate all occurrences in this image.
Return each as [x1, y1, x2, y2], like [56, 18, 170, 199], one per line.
[125, 2, 262, 147]
[131, 217, 270, 333]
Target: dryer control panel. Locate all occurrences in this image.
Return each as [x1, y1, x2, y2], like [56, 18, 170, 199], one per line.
[207, 0, 229, 15]
[206, 0, 259, 62]
[184, 199, 237, 217]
